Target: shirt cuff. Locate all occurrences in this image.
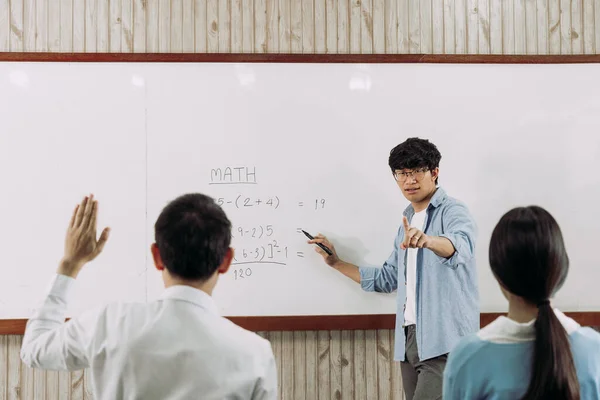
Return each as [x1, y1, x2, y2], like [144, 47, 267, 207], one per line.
[359, 267, 377, 292]
[29, 274, 77, 321]
[437, 233, 461, 268]
[47, 273, 77, 299]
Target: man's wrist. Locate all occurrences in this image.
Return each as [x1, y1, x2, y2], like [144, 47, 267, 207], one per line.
[57, 258, 83, 278]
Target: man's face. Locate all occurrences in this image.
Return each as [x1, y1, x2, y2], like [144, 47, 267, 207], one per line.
[393, 167, 439, 203]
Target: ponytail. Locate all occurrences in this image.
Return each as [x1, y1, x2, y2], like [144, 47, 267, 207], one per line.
[522, 302, 580, 400]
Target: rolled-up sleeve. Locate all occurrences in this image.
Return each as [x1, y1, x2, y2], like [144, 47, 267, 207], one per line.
[359, 229, 401, 293]
[438, 202, 477, 269]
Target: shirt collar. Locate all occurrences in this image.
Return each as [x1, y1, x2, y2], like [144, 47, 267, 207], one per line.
[477, 308, 580, 344]
[403, 186, 447, 216]
[159, 285, 220, 315]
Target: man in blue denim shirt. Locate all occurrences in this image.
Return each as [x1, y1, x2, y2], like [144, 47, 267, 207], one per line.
[309, 138, 479, 400]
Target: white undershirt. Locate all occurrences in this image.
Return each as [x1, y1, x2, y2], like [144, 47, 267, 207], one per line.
[404, 209, 426, 326]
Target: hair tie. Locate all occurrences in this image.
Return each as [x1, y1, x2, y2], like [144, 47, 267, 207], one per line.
[537, 299, 550, 307]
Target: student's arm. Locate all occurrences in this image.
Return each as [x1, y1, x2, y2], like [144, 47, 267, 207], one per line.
[20, 274, 104, 371]
[21, 194, 110, 370]
[401, 203, 476, 269]
[309, 230, 400, 293]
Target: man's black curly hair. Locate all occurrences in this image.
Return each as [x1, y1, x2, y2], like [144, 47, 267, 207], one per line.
[388, 137, 442, 184]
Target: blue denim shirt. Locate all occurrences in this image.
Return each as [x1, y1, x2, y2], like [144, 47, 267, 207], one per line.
[359, 187, 480, 361]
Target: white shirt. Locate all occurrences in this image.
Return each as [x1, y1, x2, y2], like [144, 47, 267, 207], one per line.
[404, 209, 426, 326]
[20, 274, 277, 400]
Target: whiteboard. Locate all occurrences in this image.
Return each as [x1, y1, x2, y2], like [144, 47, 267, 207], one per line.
[1, 61, 600, 319]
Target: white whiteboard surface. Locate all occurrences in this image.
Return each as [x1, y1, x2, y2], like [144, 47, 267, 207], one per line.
[1, 61, 600, 319]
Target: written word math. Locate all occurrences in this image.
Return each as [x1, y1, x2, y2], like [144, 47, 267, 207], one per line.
[217, 195, 280, 209]
[209, 166, 257, 185]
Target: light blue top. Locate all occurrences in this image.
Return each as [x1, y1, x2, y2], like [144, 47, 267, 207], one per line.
[359, 187, 480, 361]
[443, 310, 600, 399]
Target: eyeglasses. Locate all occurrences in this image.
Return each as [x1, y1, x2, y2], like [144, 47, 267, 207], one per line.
[393, 167, 429, 182]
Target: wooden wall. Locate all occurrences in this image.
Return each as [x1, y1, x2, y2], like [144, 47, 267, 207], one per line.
[1, 0, 600, 398]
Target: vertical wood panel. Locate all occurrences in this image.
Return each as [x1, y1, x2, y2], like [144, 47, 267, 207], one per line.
[170, 0, 182, 51]
[9, 0, 24, 51]
[397, 0, 409, 52]
[525, 0, 538, 53]
[353, 330, 366, 399]
[341, 330, 355, 399]
[208, 0, 218, 52]
[35, 0, 47, 51]
[490, 0, 502, 53]
[549, 0, 561, 52]
[33, 368, 45, 400]
[317, 331, 330, 400]
[537, 0, 549, 54]
[572, 0, 584, 53]
[7, 336, 20, 400]
[146, 0, 159, 51]
[46, 370, 59, 400]
[110, 0, 122, 51]
[0, 0, 8, 51]
[20, 364, 33, 400]
[123, 0, 134, 52]
[58, 372, 70, 400]
[444, 0, 455, 53]
[254, 0, 266, 52]
[596, 0, 600, 53]
[454, 0, 467, 52]
[48, 0, 60, 51]
[408, 0, 419, 52]
[385, 0, 398, 53]
[85, 0, 97, 51]
[219, 0, 231, 51]
[97, 0, 109, 51]
[467, 0, 478, 52]
[242, 0, 253, 51]
[561, 0, 573, 53]
[432, 0, 444, 53]
[290, 0, 301, 51]
[278, 0, 290, 51]
[232, 0, 243, 51]
[337, 0, 349, 53]
[133, 0, 146, 52]
[302, 0, 314, 52]
[0, 335, 6, 400]
[366, 330, 378, 398]
[419, 0, 432, 53]
[502, 0, 514, 53]
[326, 0, 337, 53]
[23, 0, 35, 51]
[584, 0, 595, 52]
[372, 0, 384, 52]
[182, 0, 194, 52]
[329, 331, 342, 400]
[513, 0, 526, 53]
[293, 331, 306, 399]
[478, 0, 490, 53]
[71, 370, 84, 400]
[84, 368, 93, 399]
[267, 0, 279, 51]
[194, 0, 207, 52]
[350, 0, 361, 53]
[361, 0, 373, 53]
[158, 0, 170, 51]
[305, 331, 318, 399]
[281, 332, 294, 399]
[377, 330, 392, 399]
[267, 332, 283, 400]
[314, 0, 326, 53]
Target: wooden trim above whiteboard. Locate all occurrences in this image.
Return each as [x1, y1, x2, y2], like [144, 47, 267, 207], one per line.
[1, 53, 600, 64]
[2, 312, 600, 334]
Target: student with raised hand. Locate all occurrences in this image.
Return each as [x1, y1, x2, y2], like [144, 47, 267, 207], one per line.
[20, 193, 277, 400]
[443, 205, 600, 400]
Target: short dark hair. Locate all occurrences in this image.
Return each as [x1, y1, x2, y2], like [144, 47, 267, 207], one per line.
[388, 137, 442, 183]
[489, 206, 579, 400]
[154, 193, 232, 281]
